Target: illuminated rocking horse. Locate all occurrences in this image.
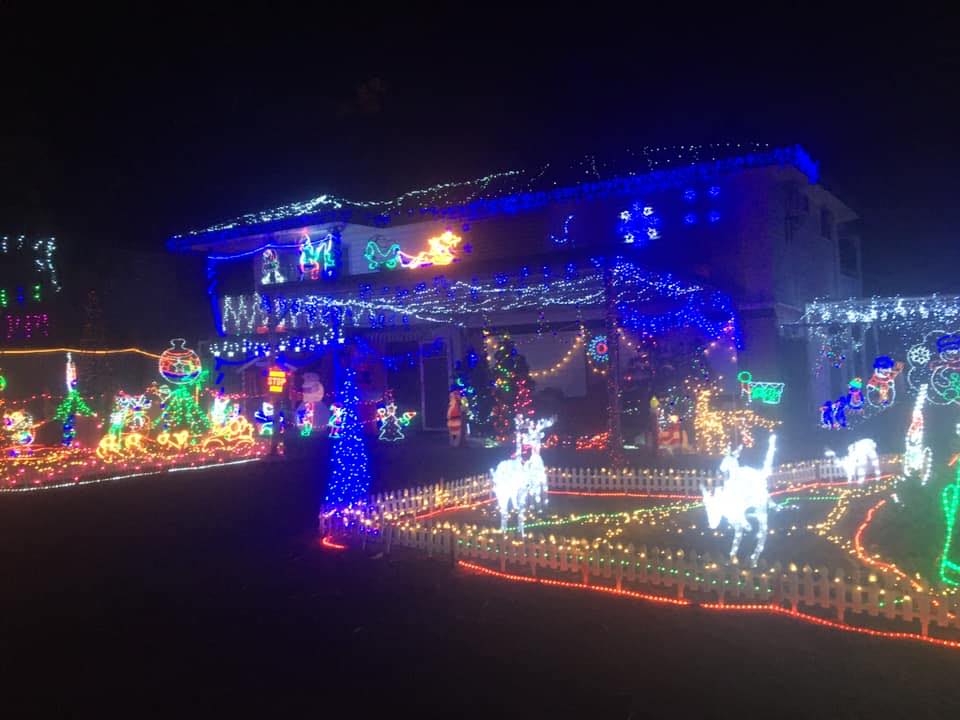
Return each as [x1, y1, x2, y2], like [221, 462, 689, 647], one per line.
[701, 434, 777, 566]
[492, 415, 555, 533]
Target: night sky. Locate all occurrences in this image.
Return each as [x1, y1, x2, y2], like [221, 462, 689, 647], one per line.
[2, 9, 958, 299]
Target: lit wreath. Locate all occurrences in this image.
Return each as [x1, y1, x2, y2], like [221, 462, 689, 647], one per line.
[588, 335, 609, 364]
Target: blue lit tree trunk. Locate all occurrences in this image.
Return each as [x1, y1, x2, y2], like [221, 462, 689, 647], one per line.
[324, 366, 372, 508]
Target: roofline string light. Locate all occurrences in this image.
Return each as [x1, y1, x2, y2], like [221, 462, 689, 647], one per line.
[170, 145, 813, 244]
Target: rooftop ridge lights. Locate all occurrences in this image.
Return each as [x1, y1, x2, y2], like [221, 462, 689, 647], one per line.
[170, 144, 809, 243]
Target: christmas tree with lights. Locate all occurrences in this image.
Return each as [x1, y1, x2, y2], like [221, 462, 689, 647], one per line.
[489, 335, 535, 442]
[324, 368, 372, 507]
[377, 389, 404, 441]
[54, 353, 95, 446]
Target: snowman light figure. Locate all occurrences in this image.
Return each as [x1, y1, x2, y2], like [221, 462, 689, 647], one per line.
[866, 355, 903, 408]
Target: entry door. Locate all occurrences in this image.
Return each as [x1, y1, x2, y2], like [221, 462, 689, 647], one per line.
[420, 339, 450, 430]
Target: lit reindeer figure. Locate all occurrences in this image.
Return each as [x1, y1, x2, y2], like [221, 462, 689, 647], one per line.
[492, 415, 555, 533]
[701, 433, 777, 567]
[825, 438, 880, 484]
[522, 416, 554, 505]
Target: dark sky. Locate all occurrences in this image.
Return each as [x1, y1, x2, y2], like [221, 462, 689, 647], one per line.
[2, 8, 958, 297]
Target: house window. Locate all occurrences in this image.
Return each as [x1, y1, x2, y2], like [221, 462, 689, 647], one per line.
[820, 207, 834, 240]
[839, 236, 858, 276]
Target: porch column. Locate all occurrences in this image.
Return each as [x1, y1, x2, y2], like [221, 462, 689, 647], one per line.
[604, 265, 624, 470]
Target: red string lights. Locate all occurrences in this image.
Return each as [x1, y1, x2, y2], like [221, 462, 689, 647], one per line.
[456, 560, 960, 650]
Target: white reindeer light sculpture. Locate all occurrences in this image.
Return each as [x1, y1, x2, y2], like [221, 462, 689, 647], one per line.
[825, 438, 880, 484]
[701, 433, 777, 567]
[492, 415, 554, 533]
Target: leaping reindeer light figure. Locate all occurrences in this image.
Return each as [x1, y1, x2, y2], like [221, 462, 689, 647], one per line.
[701, 433, 777, 567]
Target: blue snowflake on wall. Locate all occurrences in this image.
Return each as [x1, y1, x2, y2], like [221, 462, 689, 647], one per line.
[618, 203, 661, 246]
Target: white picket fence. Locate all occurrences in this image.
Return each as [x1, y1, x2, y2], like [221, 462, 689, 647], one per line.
[321, 517, 960, 640]
[359, 455, 901, 523]
[322, 453, 956, 640]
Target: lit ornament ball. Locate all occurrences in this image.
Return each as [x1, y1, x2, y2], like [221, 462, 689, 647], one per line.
[588, 335, 609, 363]
[158, 338, 202, 385]
[908, 344, 932, 367]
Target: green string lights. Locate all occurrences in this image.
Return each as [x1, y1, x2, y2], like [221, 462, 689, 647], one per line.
[940, 463, 960, 587]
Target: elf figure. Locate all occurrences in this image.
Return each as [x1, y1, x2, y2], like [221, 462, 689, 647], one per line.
[327, 402, 344, 438]
[261, 248, 284, 284]
[847, 377, 864, 411]
[297, 402, 314, 437]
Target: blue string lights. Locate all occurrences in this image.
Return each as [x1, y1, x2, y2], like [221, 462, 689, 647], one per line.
[168, 144, 811, 247]
[324, 367, 372, 509]
[217, 257, 739, 352]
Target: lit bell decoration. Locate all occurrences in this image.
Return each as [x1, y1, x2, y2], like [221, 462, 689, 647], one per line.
[158, 338, 202, 385]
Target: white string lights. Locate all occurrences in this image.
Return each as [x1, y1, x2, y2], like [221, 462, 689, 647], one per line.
[1, 235, 60, 293]
[219, 259, 738, 350]
[171, 144, 797, 244]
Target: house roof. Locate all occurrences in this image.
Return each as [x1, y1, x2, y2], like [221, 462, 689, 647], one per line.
[168, 144, 821, 253]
